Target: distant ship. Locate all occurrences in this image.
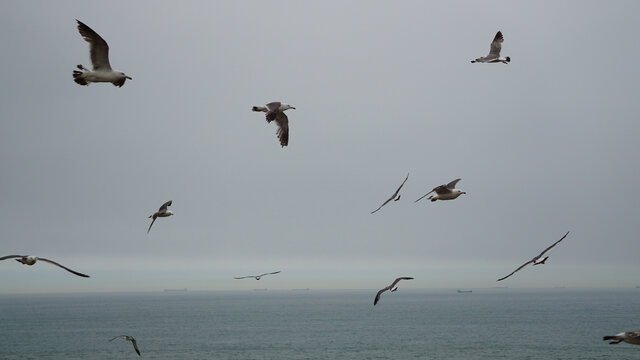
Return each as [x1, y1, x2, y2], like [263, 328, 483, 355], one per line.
[163, 288, 187, 292]
[457, 290, 472, 293]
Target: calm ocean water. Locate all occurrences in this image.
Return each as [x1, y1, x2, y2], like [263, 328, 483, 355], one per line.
[0, 289, 638, 359]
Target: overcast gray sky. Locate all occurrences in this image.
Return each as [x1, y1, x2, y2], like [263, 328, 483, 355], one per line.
[1, 1, 639, 294]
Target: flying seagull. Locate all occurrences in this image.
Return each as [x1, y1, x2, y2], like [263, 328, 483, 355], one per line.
[234, 271, 281, 280]
[371, 173, 409, 214]
[252, 102, 296, 147]
[147, 200, 173, 234]
[374, 277, 414, 305]
[497, 231, 570, 281]
[73, 20, 132, 87]
[109, 335, 141, 356]
[471, 31, 511, 64]
[414, 178, 465, 203]
[603, 331, 640, 346]
[0, 255, 89, 278]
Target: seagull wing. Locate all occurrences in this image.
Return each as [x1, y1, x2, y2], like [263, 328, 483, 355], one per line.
[76, 20, 112, 71]
[489, 31, 504, 57]
[158, 200, 172, 212]
[374, 286, 390, 305]
[535, 231, 570, 259]
[234, 276, 254, 279]
[496, 260, 533, 281]
[147, 217, 156, 234]
[390, 277, 414, 288]
[446, 178, 462, 190]
[0, 255, 23, 261]
[414, 190, 435, 203]
[130, 338, 141, 356]
[371, 197, 393, 214]
[275, 112, 289, 147]
[371, 174, 409, 213]
[259, 271, 281, 277]
[393, 173, 410, 197]
[265, 102, 281, 111]
[109, 335, 127, 342]
[37, 257, 90, 278]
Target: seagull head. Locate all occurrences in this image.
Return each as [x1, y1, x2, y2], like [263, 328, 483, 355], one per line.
[166, 210, 174, 216]
[119, 72, 132, 80]
[282, 104, 296, 111]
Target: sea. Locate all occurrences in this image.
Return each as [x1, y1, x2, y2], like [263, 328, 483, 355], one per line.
[0, 289, 638, 359]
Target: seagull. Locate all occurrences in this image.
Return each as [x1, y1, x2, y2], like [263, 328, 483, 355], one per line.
[471, 31, 511, 64]
[73, 20, 132, 87]
[497, 231, 570, 281]
[147, 200, 173, 234]
[603, 331, 640, 346]
[0, 255, 89, 278]
[252, 102, 296, 147]
[374, 277, 414, 305]
[371, 173, 409, 214]
[414, 178, 465, 203]
[109, 335, 141, 356]
[234, 271, 281, 280]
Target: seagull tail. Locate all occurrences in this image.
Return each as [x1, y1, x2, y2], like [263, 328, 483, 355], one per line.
[252, 106, 267, 112]
[73, 70, 88, 86]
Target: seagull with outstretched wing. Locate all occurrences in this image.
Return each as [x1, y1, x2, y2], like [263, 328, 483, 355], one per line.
[371, 173, 409, 214]
[471, 31, 511, 64]
[148, 200, 173, 234]
[73, 20, 132, 87]
[234, 271, 281, 280]
[0, 255, 89, 278]
[109, 335, 141, 356]
[414, 178, 465, 203]
[497, 231, 570, 281]
[374, 277, 414, 305]
[252, 102, 296, 147]
[603, 331, 640, 346]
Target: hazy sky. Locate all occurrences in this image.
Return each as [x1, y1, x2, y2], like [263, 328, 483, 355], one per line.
[1, 1, 639, 293]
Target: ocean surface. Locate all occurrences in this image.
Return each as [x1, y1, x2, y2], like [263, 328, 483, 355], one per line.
[1, 289, 638, 359]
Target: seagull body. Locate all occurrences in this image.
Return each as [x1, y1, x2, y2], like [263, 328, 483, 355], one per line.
[234, 271, 281, 280]
[73, 20, 132, 87]
[497, 231, 570, 281]
[471, 31, 511, 64]
[371, 173, 409, 214]
[0, 255, 89, 278]
[374, 277, 414, 305]
[109, 335, 141, 356]
[252, 102, 296, 147]
[147, 200, 173, 234]
[414, 178, 465, 203]
[603, 331, 640, 345]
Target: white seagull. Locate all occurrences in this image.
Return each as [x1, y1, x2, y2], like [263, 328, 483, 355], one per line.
[109, 335, 141, 356]
[73, 20, 132, 87]
[0, 255, 89, 278]
[234, 271, 281, 280]
[471, 31, 511, 64]
[603, 331, 640, 346]
[374, 277, 414, 305]
[497, 231, 570, 281]
[371, 173, 409, 214]
[252, 102, 296, 147]
[147, 200, 173, 234]
[414, 178, 465, 203]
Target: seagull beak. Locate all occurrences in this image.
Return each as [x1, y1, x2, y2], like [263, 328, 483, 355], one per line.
[291, 106, 296, 110]
[126, 76, 132, 80]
